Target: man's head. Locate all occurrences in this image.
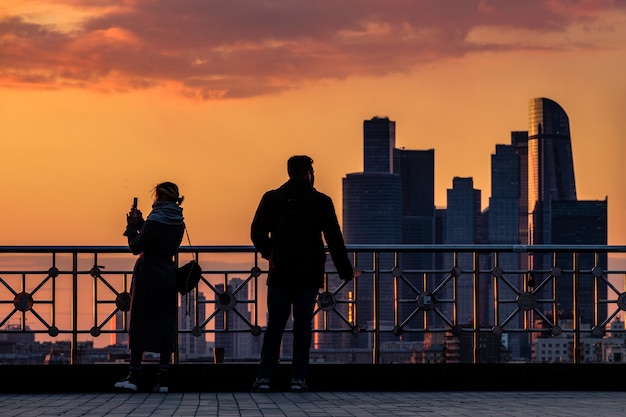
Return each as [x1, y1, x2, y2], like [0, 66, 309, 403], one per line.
[287, 155, 314, 184]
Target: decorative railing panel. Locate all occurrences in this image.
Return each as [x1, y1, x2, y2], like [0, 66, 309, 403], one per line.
[0, 245, 624, 365]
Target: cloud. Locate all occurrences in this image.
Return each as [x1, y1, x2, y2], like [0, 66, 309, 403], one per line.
[1, 0, 624, 99]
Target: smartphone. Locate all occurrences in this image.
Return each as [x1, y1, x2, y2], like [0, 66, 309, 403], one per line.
[132, 197, 138, 209]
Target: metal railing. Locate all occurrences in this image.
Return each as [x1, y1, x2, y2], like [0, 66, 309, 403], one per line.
[0, 245, 625, 365]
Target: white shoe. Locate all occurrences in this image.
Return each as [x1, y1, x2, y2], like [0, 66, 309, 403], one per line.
[114, 371, 139, 392]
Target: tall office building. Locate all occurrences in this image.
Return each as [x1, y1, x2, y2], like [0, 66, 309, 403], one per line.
[364, 116, 396, 172]
[344, 116, 403, 244]
[511, 131, 529, 246]
[393, 148, 436, 340]
[446, 177, 481, 245]
[393, 148, 435, 244]
[549, 199, 608, 326]
[344, 117, 402, 244]
[487, 142, 526, 358]
[524, 98, 608, 344]
[488, 144, 520, 244]
[342, 172, 402, 244]
[343, 117, 437, 348]
[179, 291, 208, 358]
[343, 117, 402, 348]
[528, 97, 577, 246]
[444, 177, 482, 327]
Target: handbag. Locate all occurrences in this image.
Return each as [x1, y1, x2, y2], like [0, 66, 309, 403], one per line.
[176, 226, 202, 295]
[176, 259, 202, 295]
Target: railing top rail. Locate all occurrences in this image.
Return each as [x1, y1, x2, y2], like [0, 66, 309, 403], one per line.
[347, 244, 626, 253]
[0, 244, 624, 254]
[0, 245, 256, 254]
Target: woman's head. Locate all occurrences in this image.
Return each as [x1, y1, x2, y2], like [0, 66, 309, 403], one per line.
[154, 182, 184, 205]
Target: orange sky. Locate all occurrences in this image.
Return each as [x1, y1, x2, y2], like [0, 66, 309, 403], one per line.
[1, 0, 625, 248]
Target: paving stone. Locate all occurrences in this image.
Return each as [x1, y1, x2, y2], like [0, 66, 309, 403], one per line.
[1, 392, 626, 416]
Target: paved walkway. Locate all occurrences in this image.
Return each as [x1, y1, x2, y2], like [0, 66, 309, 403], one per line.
[1, 391, 626, 417]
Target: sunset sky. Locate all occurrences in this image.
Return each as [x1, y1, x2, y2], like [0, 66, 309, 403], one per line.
[1, 0, 625, 248]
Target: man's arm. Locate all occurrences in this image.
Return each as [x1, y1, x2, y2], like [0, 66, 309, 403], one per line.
[320, 196, 354, 281]
[250, 192, 273, 260]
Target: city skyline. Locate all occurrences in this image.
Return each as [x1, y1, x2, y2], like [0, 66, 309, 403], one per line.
[339, 106, 608, 360]
[1, 1, 624, 249]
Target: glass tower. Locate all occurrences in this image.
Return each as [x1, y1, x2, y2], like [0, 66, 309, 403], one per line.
[489, 144, 520, 244]
[391, 148, 436, 341]
[363, 116, 396, 173]
[549, 200, 608, 326]
[488, 142, 528, 359]
[444, 177, 482, 327]
[526, 98, 607, 332]
[343, 118, 402, 349]
[343, 116, 403, 245]
[528, 97, 577, 245]
[393, 148, 435, 244]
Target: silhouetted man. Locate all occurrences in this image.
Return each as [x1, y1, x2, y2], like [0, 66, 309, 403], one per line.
[250, 155, 353, 392]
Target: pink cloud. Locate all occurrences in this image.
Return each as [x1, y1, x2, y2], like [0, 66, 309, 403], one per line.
[1, 0, 623, 98]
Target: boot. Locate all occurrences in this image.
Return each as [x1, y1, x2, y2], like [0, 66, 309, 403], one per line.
[153, 367, 169, 393]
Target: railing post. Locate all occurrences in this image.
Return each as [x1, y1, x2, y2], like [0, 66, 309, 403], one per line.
[373, 251, 380, 365]
[173, 254, 179, 364]
[71, 252, 78, 365]
[573, 252, 581, 364]
[473, 251, 480, 364]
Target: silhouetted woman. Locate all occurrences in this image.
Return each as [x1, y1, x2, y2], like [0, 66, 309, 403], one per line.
[115, 182, 185, 393]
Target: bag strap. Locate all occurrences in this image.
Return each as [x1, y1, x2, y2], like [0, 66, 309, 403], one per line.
[184, 224, 196, 262]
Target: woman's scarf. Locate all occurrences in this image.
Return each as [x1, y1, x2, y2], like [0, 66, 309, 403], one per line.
[146, 201, 184, 225]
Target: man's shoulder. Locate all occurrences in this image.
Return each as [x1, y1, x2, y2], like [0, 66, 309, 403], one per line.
[262, 187, 284, 201]
[316, 193, 334, 207]
[265, 182, 332, 204]
[311, 188, 332, 203]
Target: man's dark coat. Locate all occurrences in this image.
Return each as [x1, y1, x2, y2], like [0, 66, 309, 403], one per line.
[251, 177, 353, 288]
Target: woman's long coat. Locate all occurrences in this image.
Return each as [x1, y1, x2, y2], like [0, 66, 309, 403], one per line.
[125, 218, 184, 353]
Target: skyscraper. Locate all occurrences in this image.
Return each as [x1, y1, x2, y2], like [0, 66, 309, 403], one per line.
[511, 131, 529, 246]
[528, 97, 577, 246]
[445, 177, 481, 245]
[178, 291, 208, 358]
[342, 172, 402, 244]
[393, 148, 435, 244]
[343, 117, 401, 347]
[344, 117, 402, 244]
[525, 98, 607, 338]
[364, 116, 396, 172]
[393, 148, 436, 340]
[549, 199, 608, 326]
[444, 177, 482, 327]
[343, 116, 439, 349]
[487, 142, 527, 359]
[488, 144, 520, 244]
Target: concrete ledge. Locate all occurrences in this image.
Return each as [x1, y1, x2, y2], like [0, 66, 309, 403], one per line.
[1, 363, 624, 392]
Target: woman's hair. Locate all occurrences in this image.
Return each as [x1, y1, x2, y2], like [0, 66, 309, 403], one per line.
[154, 182, 184, 205]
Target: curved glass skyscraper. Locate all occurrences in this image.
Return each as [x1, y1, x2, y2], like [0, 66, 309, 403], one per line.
[528, 97, 577, 245]
[527, 98, 607, 332]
